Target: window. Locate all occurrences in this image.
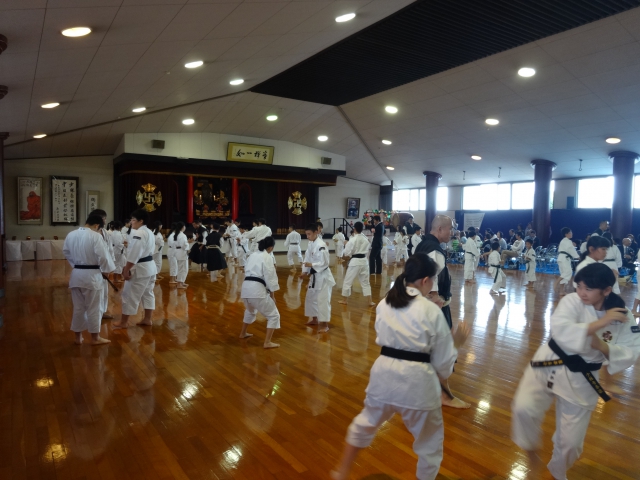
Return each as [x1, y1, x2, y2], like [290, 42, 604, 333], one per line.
[633, 176, 640, 208]
[462, 184, 510, 210]
[511, 182, 534, 209]
[577, 177, 613, 208]
[437, 187, 448, 211]
[392, 189, 410, 211]
[392, 187, 449, 211]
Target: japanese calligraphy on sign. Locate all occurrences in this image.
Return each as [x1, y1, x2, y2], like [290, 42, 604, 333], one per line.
[17, 177, 43, 225]
[50, 176, 79, 226]
[226, 143, 274, 165]
[86, 191, 99, 217]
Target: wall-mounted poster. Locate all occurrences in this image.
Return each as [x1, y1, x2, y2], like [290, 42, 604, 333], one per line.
[50, 176, 79, 226]
[17, 176, 43, 225]
[227, 142, 274, 164]
[347, 197, 360, 219]
[86, 190, 99, 216]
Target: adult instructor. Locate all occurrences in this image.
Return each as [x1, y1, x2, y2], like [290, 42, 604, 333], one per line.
[369, 215, 383, 275]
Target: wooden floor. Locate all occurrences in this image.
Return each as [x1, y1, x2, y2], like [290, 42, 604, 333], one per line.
[1, 256, 639, 480]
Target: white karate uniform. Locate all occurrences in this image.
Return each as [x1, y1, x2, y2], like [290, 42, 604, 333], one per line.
[241, 250, 280, 329]
[333, 232, 346, 258]
[523, 248, 537, 283]
[122, 225, 158, 315]
[63, 227, 115, 333]
[226, 224, 240, 259]
[557, 238, 579, 285]
[603, 246, 622, 294]
[381, 236, 391, 265]
[463, 236, 479, 280]
[99, 229, 114, 314]
[111, 230, 127, 274]
[346, 288, 458, 480]
[342, 233, 372, 297]
[237, 232, 250, 267]
[394, 233, 409, 261]
[285, 230, 303, 266]
[411, 234, 422, 255]
[511, 294, 640, 480]
[247, 224, 272, 253]
[579, 241, 588, 254]
[153, 231, 164, 274]
[166, 234, 178, 277]
[303, 236, 336, 322]
[488, 250, 505, 292]
[172, 232, 190, 282]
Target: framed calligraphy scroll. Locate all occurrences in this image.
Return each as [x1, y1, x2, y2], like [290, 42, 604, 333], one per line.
[17, 177, 43, 225]
[226, 142, 274, 164]
[86, 190, 99, 217]
[50, 176, 79, 226]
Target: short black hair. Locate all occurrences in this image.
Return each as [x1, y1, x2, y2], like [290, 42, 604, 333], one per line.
[305, 223, 318, 232]
[525, 239, 533, 245]
[316, 221, 323, 228]
[561, 227, 571, 236]
[85, 214, 105, 229]
[90, 209, 107, 219]
[290, 224, 296, 229]
[259, 218, 266, 225]
[354, 222, 363, 233]
[491, 241, 500, 251]
[373, 215, 381, 222]
[130, 208, 149, 225]
[337, 226, 343, 233]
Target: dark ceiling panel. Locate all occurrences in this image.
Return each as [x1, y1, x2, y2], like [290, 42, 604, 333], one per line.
[251, 0, 640, 106]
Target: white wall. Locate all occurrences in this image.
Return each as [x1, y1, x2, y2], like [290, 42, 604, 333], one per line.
[448, 186, 462, 210]
[553, 179, 577, 209]
[318, 177, 379, 224]
[5, 156, 114, 239]
[120, 133, 346, 172]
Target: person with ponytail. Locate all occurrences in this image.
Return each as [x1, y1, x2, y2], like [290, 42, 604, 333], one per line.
[152, 221, 164, 281]
[170, 222, 189, 288]
[573, 235, 610, 288]
[512, 263, 640, 480]
[239, 236, 281, 348]
[332, 253, 470, 480]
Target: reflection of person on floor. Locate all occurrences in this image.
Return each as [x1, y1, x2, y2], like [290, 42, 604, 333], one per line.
[332, 254, 469, 480]
[20, 190, 41, 220]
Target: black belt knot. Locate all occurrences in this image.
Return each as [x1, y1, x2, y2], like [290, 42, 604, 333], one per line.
[381, 346, 431, 363]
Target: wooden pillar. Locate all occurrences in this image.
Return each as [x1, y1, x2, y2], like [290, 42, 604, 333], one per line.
[231, 178, 238, 220]
[530, 159, 556, 246]
[187, 176, 194, 223]
[609, 151, 639, 240]
[423, 171, 441, 233]
[0, 133, 7, 302]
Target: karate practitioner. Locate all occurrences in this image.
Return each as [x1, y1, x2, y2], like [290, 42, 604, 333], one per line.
[523, 239, 537, 287]
[555, 227, 579, 296]
[222, 219, 239, 264]
[237, 226, 250, 268]
[381, 234, 391, 266]
[301, 223, 335, 333]
[603, 238, 623, 294]
[205, 222, 227, 279]
[331, 254, 470, 480]
[110, 221, 127, 283]
[333, 227, 346, 262]
[171, 222, 191, 289]
[463, 227, 479, 283]
[112, 209, 157, 329]
[488, 242, 506, 295]
[511, 263, 640, 480]
[152, 221, 164, 280]
[189, 220, 207, 272]
[166, 222, 178, 284]
[63, 214, 116, 345]
[410, 228, 423, 256]
[393, 230, 409, 264]
[239, 236, 281, 349]
[90, 209, 115, 320]
[339, 222, 375, 307]
[573, 236, 609, 288]
[284, 224, 303, 271]
[247, 218, 272, 253]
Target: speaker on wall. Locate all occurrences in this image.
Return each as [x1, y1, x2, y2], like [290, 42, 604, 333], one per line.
[152, 139, 165, 149]
[321, 157, 332, 165]
[567, 196, 575, 209]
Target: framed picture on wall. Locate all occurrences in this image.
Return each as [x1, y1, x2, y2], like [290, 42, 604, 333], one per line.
[17, 176, 43, 225]
[346, 197, 360, 219]
[50, 176, 79, 226]
[86, 190, 99, 217]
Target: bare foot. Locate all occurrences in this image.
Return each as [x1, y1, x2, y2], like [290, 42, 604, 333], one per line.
[338, 299, 348, 305]
[369, 302, 376, 306]
[239, 333, 253, 339]
[318, 326, 330, 333]
[263, 342, 280, 349]
[177, 284, 188, 289]
[137, 320, 153, 326]
[442, 396, 471, 409]
[489, 290, 498, 295]
[305, 320, 318, 325]
[74, 336, 83, 345]
[102, 314, 114, 319]
[169, 280, 177, 284]
[112, 322, 128, 330]
[90, 337, 111, 345]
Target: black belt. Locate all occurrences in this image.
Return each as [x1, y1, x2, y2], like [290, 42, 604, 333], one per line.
[74, 265, 99, 269]
[525, 259, 533, 273]
[559, 251, 574, 260]
[465, 251, 476, 257]
[138, 255, 153, 263]
[531, 338, 609, 402]
[490, 264, 502, 282]
[381, 346, 430, 363]
[603, 258, 615, 262]
[244, 276, 270, 293]
[290, 243, 299, 245]
[309, 267, 328, 288]
[175, 246, 181, 249]
[352, 254, 366, 258]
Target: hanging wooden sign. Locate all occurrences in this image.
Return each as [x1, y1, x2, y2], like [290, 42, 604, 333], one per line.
[226, 143, 274, 164]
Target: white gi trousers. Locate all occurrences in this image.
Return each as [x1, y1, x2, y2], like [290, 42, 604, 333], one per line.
[335, 242, 344, 258]
[169, 257, 178, 277]
[525, 262, 537, 282]
[238, 247, 248, 267]
[287, 246, 302, 266]
[177, 259, 189, 283]
[101, 279, 109, 314]
[342, 264, 371, 297]
[463, 252, 476, 280]
[346, 397, 443, 480]
[396, 247, 408, 262]
[557, 258, 572, 285]
[242, 296, 280, 329]
[305, 272, 333, 322]
[122, 271, 156, 315]
[70, 288, 103, 334]
[491, 268, 506, 292]
[114, 253, 125, 274]
[153, 252, 162, 274]
[512, 366, 592, 480]
[381, 248, 387, 265]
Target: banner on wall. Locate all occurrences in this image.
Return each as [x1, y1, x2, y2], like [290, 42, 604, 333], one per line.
[464, 213, 485, 231]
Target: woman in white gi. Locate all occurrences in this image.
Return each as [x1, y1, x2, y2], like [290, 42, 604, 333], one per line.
[333, 227, 346, 263]
[603, 238, 623, 294]
[63, 214, 116, 345]
[300, 223, 336, 333]
[152, 221, 164, 280]
[488, 242, 506, 294]
[463, 227, 479, 283]
[239, 236, 281, 349]
[331, 253, 469, 480]
[236, 225, 250, 268]
[523, 239, 537, 287]
[511, 263, 640, 480]
[284, 224, 303, 271]
[170, 222, 190, 289]
[393, 230, 409, 264]
[166, 222, 178, 284]
[110, 221, 127, 283]
[339, 222, 375, 307]
[573, 235, 609, 288]
[381, 234, 391, 265]
[554, 227, 579, 295]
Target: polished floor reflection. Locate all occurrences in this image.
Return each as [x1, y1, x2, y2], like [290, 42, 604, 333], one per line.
[1, 258, 639, 480]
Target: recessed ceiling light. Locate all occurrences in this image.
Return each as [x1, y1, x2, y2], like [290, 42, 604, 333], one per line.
[132, 107, 146, 113]
[61, 27, 91, 37]
[318, 135, 328, 141]
[336, 13, 356, 23]
[606, 137, 621, 144]
[33, 134, 47, 139]
[41, 102, 60, 109]
[518, 67, 536, 77]
[382, 139, 392, 145]
[385, 106, 398, 114]
[182, 119, 195, 125]
[471, 155, 482, 160]
[485, 118, 499, 125]
[229, 79, 244, 86]
[386, 166, 395, 170]
[184, 60, 204, 69]
[266, 115, 278, 121]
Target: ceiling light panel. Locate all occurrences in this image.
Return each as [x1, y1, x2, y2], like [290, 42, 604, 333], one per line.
[62, 27, 91, 37]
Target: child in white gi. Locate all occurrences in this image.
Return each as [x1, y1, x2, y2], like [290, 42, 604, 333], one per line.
[301, 223, 336, 333]
[333, 227, 346, 262]
[555, 227, 579, 296]
[511, 263, 640, 480]
[236, 226, 250, 268]
[166, 222, 178, 284]
[523, 240, 537, 287]
[332, 253, 469, 480]
[172, 222, 191, 289]
[410, 228, 422, 256]
[152, 221, 164, 280]
[463, 228, 479, 283]
[488, 242, 506, 294]
[284, 224, 303, 271]
[603, 238, 622, 294]
[239, 236, 281, 349]
[111, 221, 127, 283]
[394, 231, 409, 264]
[573, 235, 609, 288]
[339, 222, 375, 307]
[381, 235, 391, 265]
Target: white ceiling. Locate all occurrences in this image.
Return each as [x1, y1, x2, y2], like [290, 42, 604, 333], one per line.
[3, 1, 640, 188]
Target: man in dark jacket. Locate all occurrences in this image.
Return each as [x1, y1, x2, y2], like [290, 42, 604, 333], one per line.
[369, 215, 384, 274]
